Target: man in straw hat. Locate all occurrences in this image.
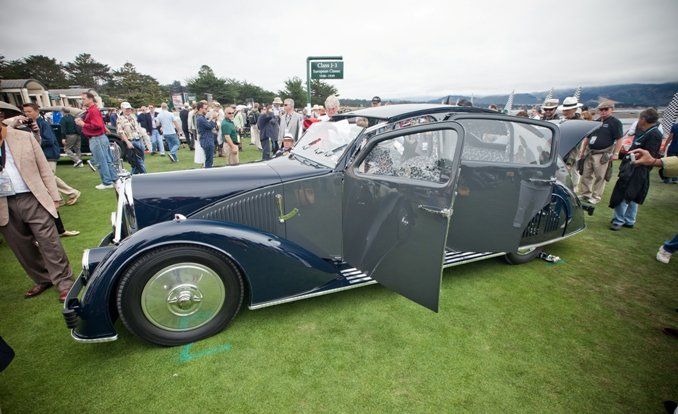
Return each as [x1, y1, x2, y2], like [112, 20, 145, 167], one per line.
[577, 100, 624, 204]
[541, 98, 560, 121]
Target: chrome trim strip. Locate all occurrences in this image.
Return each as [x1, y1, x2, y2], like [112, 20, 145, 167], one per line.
[71, 330, 118, 343]
[112, 181, 125, 244]
[249, 280, 378, 310]
[443, 252, 505, 268]
[518, 226, 585, 251]
[348, 276, 373, 284]
[81, 249, 90, 277]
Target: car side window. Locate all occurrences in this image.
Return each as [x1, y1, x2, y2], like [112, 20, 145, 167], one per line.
[459, 119, 553, 165]
[356, 129, 459, 184]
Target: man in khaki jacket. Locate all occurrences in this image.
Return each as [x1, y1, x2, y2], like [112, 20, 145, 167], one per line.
[0, 108, 74, 302]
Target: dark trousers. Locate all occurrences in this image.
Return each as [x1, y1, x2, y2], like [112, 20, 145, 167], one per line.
[189, 131, 196, 150]
[261, 138, 271, 160]
[200, 137, 215, 168]
[0, 193, 73, 291]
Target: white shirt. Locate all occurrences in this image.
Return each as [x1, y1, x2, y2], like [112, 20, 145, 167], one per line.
[3, 143, 30, 194]
[156, 110, 177, 135]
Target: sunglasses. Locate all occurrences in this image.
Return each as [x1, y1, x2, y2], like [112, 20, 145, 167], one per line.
[543, 108, 555, 111]
[226, 112, 234, 115]
[599, 107, 611, 111]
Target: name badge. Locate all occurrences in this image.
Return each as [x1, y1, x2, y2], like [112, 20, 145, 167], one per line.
[590, 136, 597, 145]
[0, 171, 16, 197]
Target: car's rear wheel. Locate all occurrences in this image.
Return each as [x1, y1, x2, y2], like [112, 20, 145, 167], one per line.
[504, 246, 542, 265]
[116, 245, 243, 346]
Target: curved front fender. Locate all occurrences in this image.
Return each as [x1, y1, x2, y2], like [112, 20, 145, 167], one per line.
[75, 219, 341, 340]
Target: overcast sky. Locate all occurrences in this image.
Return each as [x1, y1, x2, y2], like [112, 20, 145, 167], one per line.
[2, 0, 677, 100]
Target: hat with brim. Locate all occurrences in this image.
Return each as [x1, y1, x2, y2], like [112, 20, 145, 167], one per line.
[120, 102, 133, 109]
[542, 98, 559, 109]
[596, 101, 614, 109]
[273, 97, 283, 105]
[558, 96, 582, 111]
[283, 132, 294, 141]
[0, 101, 22, 116]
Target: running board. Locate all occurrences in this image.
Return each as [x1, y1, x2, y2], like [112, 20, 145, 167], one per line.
[444, 250, 505, 268]
[249, 268, 376, 310]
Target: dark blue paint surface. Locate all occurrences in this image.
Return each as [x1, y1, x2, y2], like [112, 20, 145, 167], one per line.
[72, 219, 342, 340]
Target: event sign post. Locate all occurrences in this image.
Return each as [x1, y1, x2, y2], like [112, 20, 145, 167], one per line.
[306, 56, 343, 111]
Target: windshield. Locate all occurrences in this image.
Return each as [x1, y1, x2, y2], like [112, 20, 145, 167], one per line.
[291, 119, 365, 168]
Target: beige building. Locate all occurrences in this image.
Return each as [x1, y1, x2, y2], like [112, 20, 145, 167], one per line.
[0, 79, 51, 107]
[48, 87, 103, 108]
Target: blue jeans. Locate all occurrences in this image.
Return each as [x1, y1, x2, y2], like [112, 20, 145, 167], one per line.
[130, 139, 146, 174]
[89, 134, 118, 185]
[664, 234, 678, 253]
[200, 137, 215, 168]
[151, 130, 165, 154]
[165, 134, 180, 160]
[612, 200, 638, 226]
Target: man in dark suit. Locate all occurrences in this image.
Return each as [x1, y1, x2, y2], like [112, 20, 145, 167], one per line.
[137, 106, 154, 152]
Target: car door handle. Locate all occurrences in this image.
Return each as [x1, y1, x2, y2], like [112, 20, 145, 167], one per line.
[529, 177, 557, 184]
[275, 194, 298, 223]
[418, 205, 453, 218]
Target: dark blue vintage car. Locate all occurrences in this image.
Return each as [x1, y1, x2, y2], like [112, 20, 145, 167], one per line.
[63, 104, 599, 346]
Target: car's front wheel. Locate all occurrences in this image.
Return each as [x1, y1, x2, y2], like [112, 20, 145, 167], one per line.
[504, 246, 542, 265]
[116, 245, 243, 346]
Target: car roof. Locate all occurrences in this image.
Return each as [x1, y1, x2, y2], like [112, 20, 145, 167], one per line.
[338, 103, 494, 123]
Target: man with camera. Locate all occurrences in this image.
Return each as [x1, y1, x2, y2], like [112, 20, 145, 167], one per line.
[0, 104, 74, 302]
[608, 108, 663, 231]
[196, 101, 218, 168]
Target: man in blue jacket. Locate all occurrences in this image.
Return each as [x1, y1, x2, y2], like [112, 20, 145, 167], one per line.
[22, 103, 80, 236]
[196, 101, 218, 168]
[257, 104, 278, 160]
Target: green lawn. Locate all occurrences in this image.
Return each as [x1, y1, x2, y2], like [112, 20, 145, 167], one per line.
[0, 140, 676, 413]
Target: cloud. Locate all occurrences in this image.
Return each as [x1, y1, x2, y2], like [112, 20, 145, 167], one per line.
[1, 0, 676, 99]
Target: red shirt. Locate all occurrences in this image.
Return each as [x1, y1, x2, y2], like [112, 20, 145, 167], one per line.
[81, 105, 106, 137]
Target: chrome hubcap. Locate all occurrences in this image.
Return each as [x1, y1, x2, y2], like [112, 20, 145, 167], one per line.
[141, 263, 225, 331]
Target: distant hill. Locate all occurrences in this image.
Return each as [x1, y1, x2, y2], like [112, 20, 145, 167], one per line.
[424, 82, 678, 108]
[342, 83, 677, 109]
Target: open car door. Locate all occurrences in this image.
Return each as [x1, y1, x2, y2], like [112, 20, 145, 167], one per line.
[343, 122, 464, 311]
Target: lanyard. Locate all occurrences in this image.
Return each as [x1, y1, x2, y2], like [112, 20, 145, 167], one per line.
[0, 140, 5, 172]
[634, 125, 658, 145]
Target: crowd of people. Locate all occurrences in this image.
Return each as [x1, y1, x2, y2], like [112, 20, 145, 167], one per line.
[0, 89, 675, 307]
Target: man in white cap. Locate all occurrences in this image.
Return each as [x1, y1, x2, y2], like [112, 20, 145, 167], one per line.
[274, 132, 295, 158]
[559, 97, 584, 186]
[541, 99, 559, 121]
[116, 102, 149, 174]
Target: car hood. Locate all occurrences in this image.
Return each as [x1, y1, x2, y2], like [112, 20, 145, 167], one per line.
[132, 158, 329, 229]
